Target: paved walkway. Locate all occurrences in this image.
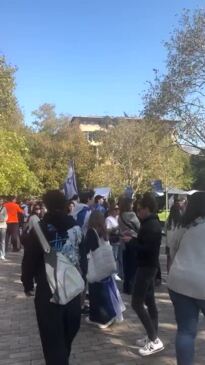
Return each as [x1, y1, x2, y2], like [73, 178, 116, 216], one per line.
[0, 251, 205, 365]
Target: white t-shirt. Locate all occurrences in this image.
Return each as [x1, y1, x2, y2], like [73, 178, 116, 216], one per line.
[105, 216, 119, 230]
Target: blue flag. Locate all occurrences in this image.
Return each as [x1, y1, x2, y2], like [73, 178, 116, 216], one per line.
[63, 161, 78, 200]
[151, 180, 163, 194]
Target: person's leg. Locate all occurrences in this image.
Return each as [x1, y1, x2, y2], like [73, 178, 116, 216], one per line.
[145, 279, 158, 333]
[132, 267, 158, 341]
[0, 229, 3, 257]
[127, 244, 137, 291]
[35, 298, 69, 365]
[0, 228, 7, 258]
[169, 290, 199, 365]
[5, 224, 11, 252]
[155, 265, 162, 286]
[11, 223, 21, 251]
[122, 247, 130, 293]
[112, 244, 118, 261]
[117, 244, 124, 279]
[64, 295, 81, 362]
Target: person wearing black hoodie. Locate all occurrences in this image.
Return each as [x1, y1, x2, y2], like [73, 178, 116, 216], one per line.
[123, 192, 164, 357]
[21, 190, 81, 365]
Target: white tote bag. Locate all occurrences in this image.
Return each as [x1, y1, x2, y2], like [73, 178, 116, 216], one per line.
[87, 229, 117, 283]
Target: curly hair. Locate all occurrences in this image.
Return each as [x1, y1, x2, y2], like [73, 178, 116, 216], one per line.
[42, 190, 67, 213]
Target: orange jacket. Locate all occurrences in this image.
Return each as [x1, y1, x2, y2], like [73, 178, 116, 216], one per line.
[4, 202, 23, 223]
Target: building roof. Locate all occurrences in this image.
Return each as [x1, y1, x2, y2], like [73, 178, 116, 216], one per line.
[70, 115, 174, 127]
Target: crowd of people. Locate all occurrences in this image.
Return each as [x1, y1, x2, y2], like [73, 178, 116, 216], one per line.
[0, 189, 204, 365]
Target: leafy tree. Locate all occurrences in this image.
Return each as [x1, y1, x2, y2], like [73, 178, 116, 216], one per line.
[0, 129, 41, 195]
[88, 163, 125, 196]
[143, 9, 205, 152]
[89, 120, 193, 194]
[0, 56, 23, 130]
[28, 104, 96, 191]
[190, 154, 205, 190]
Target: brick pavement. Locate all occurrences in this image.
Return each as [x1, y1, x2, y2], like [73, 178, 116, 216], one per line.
[0, 251, 205, 365]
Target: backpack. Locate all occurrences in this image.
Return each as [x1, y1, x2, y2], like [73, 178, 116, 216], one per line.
[76, 206, 90, 227]
[33, 220, 84, 305]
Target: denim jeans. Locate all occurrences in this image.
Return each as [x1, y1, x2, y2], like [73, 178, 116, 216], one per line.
[132, 267, 158, 341]
[112, 244, 123, 278]
[0, 228, 6, 257]
[169, 289, 205, 365]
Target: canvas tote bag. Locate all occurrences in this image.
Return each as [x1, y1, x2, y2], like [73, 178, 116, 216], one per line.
[87, 228, 117, 283]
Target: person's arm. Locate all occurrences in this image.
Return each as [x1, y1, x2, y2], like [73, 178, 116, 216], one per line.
[123, 226, 161, 254]
[21, 231, 43, 294]
[17, 204, 24, 215]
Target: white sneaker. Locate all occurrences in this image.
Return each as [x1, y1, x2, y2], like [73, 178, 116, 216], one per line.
[98, 318, 115, 329]
[139, 338, 164, 356]
[85, 317, 115, 329]
[136, 336, 148, 347]
[1, 256, 6, 260]
[114, 274, 122, 281]
[85, 317, 101, 327]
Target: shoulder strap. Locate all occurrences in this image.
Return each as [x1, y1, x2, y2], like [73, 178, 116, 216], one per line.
[33, 219, 51, 253]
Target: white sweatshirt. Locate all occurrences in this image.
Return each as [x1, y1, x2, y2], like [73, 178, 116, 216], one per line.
[168, 218, 205, 300]
[0, 206, 8, 229]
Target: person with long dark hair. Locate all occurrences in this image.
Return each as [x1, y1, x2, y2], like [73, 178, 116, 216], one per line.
[166, 197, 183, 272]
[21, 190, 81, 365]
[118, 196, 140, 294]
[168, 192, 205, 365]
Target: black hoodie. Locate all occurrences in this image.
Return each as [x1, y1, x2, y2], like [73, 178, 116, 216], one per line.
[132, 214, 162, 268]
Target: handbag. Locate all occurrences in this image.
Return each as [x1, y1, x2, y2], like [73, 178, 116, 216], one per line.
[45, 250, 85, 305]
[33, 220, 85, 305]
[86, 229, 117, 283]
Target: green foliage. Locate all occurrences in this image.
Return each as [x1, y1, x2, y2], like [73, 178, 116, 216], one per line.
[190, 154, 205, 190]
[89, 120, 193, 195]
[143, 9, 205, 152]
[28, 104, 96, 191]
[0, 129, 41, 195]
[0, 56, 23, 130]
[0, 54, 194, 197]
[88, 163, 125, 196]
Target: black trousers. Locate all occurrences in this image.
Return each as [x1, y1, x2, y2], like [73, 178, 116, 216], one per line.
[35, 294, 81, 365]
[6, 223, 21, 251]
[122, 245, 137, 294]
[132, 267, 158, 341]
